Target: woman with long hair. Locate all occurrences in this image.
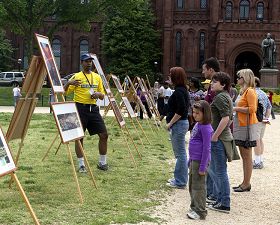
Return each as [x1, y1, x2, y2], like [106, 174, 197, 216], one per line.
[166, 67, 190, 189]
[233, 69, 258, 192]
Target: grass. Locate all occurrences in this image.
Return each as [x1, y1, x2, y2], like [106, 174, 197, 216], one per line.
[0, 113, 173, 225]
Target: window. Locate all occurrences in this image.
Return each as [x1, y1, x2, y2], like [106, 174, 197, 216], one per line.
[52, 39, 61, 70]
[199, 32, 205, 68]
[6, 73, 13, 79]
[177, 0, 184, 9]
[225, 2, 233, 20]
[200, 0, 207, 9]
[0, 73, 4, 78]
[79, 40, 89, 69]
[256, 2, 264, 20]
[240, 0, 250, 19]
[15, 73, 23, 78]
[175, 32, 182, 66]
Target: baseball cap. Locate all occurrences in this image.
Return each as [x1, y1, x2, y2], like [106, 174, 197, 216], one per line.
[201, 79, 211, 84]
[80, 53, 94, 61]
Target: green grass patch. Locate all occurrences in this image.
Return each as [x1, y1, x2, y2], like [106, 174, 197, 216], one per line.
[0, 114, 173, 225]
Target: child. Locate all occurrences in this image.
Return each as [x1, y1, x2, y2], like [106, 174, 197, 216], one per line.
[187, 100, 213, 220]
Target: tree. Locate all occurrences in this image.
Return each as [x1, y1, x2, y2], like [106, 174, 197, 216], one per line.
[102, 0, 161, 82]
[0, 0, 121, 62]
[0, 29, 14, 71]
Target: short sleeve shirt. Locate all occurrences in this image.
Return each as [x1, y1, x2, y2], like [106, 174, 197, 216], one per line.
[211, 91, 233, 140]
[65, 71, 105, 104]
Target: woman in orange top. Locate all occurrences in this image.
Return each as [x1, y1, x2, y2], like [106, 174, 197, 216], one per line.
[232, 69, 258, 192]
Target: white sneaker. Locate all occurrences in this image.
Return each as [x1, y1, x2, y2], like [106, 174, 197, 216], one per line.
[187, 210, 201, 220]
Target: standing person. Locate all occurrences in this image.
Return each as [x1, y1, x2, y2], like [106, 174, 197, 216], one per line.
[207, 72, 233, 213]
[152, 81, 159, 104]
[157, 83, 165, 118]
[137, 87, 152, 119]
[253, 77, 271, 169]
[64, 53, 109, 172]
[12, 84, 21, 107]
[202, 57, 220, 204]
[268, 91, 276, 119]
[166, 67, 189, 189]
[188, 77, 205, 131]
[159, 81, 173, 122]
[232, 69, 258, 191]
[229, 83, 238, 106]
[187, 100, 213, 220]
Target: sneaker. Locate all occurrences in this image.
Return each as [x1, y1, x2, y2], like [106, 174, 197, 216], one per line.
[206, 201, 217, 208]
[187, 210, 201, 220]
[97, 163, 108, 171]
[166, 181, 186, 189]
[253, 161, 264, 169]
[167, 178, 175, 183]
[208, 202, 230, 213]
[206, 195, 217, 204]
[78, 165, 87, 173]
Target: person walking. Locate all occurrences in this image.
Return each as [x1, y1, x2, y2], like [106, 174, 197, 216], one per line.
[187, 100, 213, 220]
[12, 84, 21, 107]
[232, 69, 258, 192]
[253, 77, 271, 169]
[64, 53, 109, 172]
[166, 67, 190, 189]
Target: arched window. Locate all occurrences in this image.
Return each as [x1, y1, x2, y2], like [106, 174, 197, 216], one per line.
[256, 2, 264, 20]
[52, 39, 61, 70]
[175, 32, 182, 66]
[225, 1, 233, 20]
[177, 0, 184, 9]
[240, 0, 250, 19]
[199, 32, 205, 68]
[200, 0, 207, 9]
[79, 39, 89, 69]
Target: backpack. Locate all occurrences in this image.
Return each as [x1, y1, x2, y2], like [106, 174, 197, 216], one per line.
[256, 99, 264, 122]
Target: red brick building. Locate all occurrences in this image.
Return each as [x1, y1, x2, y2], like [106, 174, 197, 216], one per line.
[7, 0, 280, 85]
[153, 0, 280, 84]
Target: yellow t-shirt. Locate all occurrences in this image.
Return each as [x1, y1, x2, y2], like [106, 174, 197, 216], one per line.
[65, 71, 105, 104]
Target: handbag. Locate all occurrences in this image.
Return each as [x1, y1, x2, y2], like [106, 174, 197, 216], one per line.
[243, 112, 255, 148]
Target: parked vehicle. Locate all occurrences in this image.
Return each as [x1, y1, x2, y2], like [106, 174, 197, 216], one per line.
[0, 72, 25, 86]
[61, 73, 75, 85]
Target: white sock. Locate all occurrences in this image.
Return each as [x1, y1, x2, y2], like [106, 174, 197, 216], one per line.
[99, 155, 107, 165]
[260, 155, 264, 162]
[254, 155, 261, 164]
[78, 157, 85, 167]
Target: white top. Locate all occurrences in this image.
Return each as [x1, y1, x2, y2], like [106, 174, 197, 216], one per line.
[163, 87, 173, 104]
[13, 87, 21, 97]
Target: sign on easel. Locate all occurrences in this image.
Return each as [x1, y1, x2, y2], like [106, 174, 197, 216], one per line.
[35, 33, 64, 93]
[111, 74, 124, 94]
[109, 97, 125, 127]
[51, 102, 85, 143]
[0, 127, 40, 224]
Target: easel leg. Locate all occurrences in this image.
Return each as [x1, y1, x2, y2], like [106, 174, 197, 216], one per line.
[42, 133, 59, 161]
[11, 172, 40, 225]
[77, 140, 98, 189]
[66, 143, 83, 204]
[54, 142, 62, 155]
[130, 117, 144, 148]
[124, 126, 142, 159]
[120, 129, 136, 167]
[135, 118, 151, 145]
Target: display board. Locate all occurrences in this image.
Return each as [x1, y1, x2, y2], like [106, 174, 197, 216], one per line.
[121, 96, 136, 118]
[51, 102, 85, 143]
[109, 98, 125, 127]
[111, 74, 124, 94]
[35, 33, 64, 93]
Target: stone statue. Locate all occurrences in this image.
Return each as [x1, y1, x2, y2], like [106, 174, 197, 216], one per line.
[261, 33, 277, 68]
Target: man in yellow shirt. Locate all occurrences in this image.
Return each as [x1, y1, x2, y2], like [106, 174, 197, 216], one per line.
[64, 53, 108, 172]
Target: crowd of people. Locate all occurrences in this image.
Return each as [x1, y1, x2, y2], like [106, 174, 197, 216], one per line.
[150, 57, 274, 220]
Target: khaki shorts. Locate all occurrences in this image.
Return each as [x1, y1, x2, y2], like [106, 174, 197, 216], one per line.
[257, 122, 266, 139]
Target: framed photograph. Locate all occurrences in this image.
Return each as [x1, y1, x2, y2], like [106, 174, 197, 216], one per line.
[0, 127, 16, 177]
[111, 74, 124, 93]
[109, 98, 125, 127]
[35, 33, 64, 93]
[91, 54, 113, 97]
[137, 77, 146, 92]
[121, 96, 136, 118]
[51, 102, 84, 143]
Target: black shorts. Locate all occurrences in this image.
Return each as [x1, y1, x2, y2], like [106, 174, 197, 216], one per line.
[76, 102, 107, 135]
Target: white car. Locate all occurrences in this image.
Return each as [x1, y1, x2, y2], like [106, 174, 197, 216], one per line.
[0, 72, 25, 86]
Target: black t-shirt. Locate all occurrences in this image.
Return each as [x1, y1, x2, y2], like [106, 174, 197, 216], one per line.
[166, 85, 189, 123]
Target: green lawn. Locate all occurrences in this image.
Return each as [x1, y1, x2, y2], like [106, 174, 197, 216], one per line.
[0, 113, 173, 225]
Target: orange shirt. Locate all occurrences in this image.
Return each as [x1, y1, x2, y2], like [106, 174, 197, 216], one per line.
[237, 88, 258, 126]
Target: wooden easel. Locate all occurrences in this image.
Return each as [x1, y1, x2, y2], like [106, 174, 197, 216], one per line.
[1, 127, 40, 224]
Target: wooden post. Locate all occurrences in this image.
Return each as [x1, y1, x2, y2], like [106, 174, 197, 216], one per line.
[124, 126, 142, 159]
[120, 129, 136, 167]
[42, 133, 59, 161]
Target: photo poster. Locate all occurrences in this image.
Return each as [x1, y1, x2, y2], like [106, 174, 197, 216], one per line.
[51, 102, 84, 144]
[111, 74, 124, 94]
[136, 77, 146, 93]
[91, 54, 113, 97]
[121, 96, 136, 118]
[109, 98, 125, 128]
[35, 33, 64, 93]
[0, 127, 16, 177]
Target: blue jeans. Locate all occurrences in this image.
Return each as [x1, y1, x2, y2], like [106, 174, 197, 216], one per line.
[170, 119, 189, 187]
[207, 140, 230, 207]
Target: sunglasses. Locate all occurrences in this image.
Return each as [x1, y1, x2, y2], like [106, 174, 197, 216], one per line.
[236, 75, 244, 80]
